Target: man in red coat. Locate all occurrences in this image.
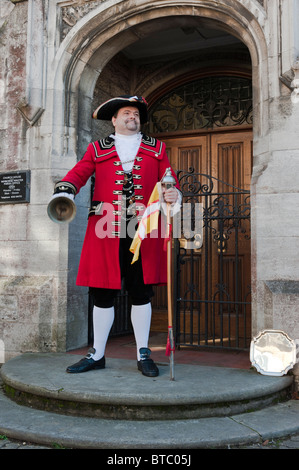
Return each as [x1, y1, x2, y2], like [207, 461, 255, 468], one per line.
[50, 96, 180, 377]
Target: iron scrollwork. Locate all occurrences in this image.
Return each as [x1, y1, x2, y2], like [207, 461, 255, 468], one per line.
[149, 76, 253, 133]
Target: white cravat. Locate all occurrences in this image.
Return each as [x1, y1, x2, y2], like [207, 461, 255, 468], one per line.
[112, 132, 142, 172]
[112, 132, 182, 214]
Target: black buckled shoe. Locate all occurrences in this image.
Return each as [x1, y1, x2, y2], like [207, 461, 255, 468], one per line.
[137, 347, 159, 377]
[66, 349, 105, 373]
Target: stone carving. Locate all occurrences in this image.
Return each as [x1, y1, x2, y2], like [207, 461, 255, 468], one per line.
[61, 0, 106, 40]
[16, 98, 45, 127]
[60, 1, 266, 41]
[291, 61, 299, 104]
[280, 61, 299, 104]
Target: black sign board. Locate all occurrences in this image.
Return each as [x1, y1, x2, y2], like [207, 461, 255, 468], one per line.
[0, 170, 30, 204]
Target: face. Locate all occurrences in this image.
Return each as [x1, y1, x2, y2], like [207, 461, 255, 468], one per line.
[112, 106, 141, 135]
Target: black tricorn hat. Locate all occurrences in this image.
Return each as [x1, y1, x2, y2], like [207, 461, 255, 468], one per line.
[92, 95, 148, 124]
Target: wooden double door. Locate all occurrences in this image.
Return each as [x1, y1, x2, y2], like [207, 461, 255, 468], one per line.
[152, 129, 252, 349]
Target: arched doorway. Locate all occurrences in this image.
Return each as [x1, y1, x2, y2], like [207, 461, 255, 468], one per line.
[147, 74, 252, 349]
[50, 0, 269, 351]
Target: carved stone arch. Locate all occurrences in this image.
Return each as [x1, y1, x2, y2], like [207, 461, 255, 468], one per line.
[51, 0, 269, 161]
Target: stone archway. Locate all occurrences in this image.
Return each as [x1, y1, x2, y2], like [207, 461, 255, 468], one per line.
[51, 1, 268, 159]
[49, 0, 269, 349]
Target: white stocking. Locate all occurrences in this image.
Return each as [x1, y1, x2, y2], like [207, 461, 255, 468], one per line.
[131, 303, 152, 360]
[92, 306, 114, 360]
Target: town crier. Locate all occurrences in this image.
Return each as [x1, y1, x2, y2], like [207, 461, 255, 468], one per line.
[49, 95, 180, 377]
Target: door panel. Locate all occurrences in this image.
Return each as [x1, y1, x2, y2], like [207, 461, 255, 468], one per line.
[209, 133, 252, 347]
[151, 130, 252, 350]
[164, 136, 210, 174]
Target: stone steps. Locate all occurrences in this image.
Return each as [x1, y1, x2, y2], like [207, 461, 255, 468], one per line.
[0, 352, 298, 449]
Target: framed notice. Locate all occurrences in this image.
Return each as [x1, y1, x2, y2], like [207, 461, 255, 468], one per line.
[0, 170, 30, 204]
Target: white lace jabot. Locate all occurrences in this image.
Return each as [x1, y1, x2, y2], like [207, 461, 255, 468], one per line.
[111, 133, 142, 172]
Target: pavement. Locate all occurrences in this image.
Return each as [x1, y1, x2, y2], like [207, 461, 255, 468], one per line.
[0, 333, 298, 452]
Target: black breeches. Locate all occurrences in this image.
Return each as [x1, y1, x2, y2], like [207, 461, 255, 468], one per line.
[90, 233, 154, 308]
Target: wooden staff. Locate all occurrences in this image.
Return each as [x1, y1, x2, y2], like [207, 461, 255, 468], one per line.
[161, 168, 176, 381]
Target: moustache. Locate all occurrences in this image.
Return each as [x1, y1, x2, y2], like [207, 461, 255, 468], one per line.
[125, 119, 139, 125]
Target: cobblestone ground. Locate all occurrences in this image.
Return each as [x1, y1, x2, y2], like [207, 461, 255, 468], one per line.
[0, 434, 299, 449]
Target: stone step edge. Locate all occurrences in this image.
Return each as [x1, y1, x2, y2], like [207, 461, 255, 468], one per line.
[0, 387, 299, 449]
[2, 381, 292, 421]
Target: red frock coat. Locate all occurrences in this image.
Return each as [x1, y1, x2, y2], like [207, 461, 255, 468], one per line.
[61, 134, 179, 289]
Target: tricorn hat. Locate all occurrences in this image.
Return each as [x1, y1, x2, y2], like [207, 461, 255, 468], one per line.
[92, 95, 148, 124]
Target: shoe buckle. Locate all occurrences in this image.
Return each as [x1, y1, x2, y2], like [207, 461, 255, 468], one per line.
[85, 347, 96, 359]
[139, 347, 151, 361]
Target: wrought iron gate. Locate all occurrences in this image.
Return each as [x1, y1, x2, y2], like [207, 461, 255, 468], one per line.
[174, 168, 251, 350]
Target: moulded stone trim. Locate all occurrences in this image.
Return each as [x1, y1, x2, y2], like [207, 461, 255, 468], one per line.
[47, 0, 269, 161]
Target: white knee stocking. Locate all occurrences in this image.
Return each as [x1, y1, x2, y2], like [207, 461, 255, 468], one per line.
[92, 306, 114, 360]
[131, 303, 152, 360]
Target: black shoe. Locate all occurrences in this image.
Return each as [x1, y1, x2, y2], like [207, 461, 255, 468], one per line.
[137, 347, 159, 377]
[66, 349, 105, 373]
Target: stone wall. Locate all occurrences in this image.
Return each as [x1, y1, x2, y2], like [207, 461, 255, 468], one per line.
[0, 0, 90, 359]
[250, 0, 299, 343]
[0, 0, 27, 169]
